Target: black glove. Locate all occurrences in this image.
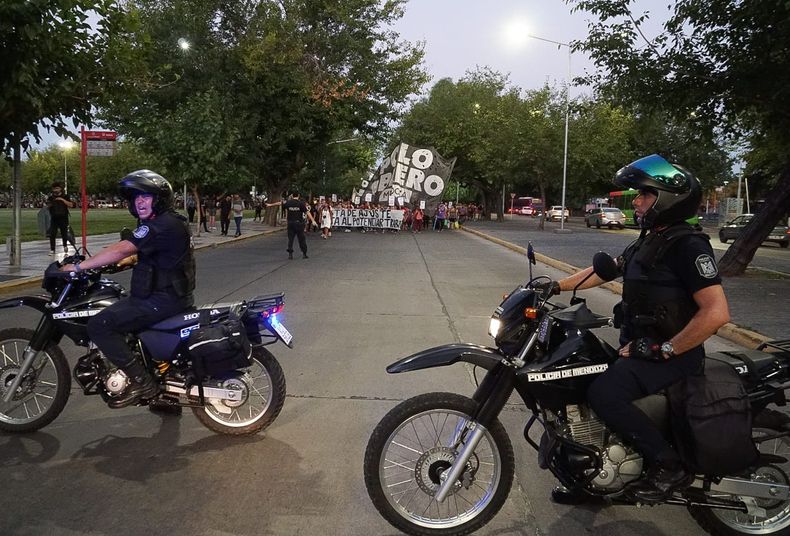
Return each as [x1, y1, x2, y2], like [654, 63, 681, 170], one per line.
[534, 280, 560, 297]
[628, 338, 663, 362]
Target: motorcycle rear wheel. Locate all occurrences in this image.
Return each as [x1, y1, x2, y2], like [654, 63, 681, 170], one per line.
[0, 328, 71, 433]
[689, 418, 790, 535]
[364, 392, 514, 536]
[192, 346, 286, 436]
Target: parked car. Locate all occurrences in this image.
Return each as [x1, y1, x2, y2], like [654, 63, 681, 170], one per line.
[96, 200, 113, 208]
[546, 205, 569, 222]
[585, 207, 626, 229]
[719, 214, 789, 248]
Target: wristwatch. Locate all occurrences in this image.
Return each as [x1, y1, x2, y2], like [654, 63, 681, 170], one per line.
[660, 341, 675, 359]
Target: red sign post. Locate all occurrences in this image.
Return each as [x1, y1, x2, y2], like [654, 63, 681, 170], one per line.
[79, 129, 117, 252]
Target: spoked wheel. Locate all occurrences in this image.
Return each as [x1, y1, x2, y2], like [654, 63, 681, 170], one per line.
[192, 346, 285, 436]
[0, 328, 71, 433]
[690, 419, 790, 535]
[364, 392, 514, 536]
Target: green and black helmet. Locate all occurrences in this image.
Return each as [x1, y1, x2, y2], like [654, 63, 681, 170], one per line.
[613, 154, 701, 228]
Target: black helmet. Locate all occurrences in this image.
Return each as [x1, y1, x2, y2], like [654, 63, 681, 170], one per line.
[613, 154, 701, 228]
[118, 170, 174, 218]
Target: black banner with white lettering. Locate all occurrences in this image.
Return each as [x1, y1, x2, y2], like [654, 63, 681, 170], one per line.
[351, 143, 456, 212]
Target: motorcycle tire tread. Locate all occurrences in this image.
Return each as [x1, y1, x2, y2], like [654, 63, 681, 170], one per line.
[191, 346, 286, 436]
[0, 328, 71, 433]
[363, 392, 515, 536]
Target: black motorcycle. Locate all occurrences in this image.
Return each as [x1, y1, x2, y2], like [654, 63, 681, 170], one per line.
[364, 250, 790, 536]
[0, 255, 292, 436]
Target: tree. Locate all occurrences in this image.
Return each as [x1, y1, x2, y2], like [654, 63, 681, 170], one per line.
[571, 0, 790, 275]
[100, 0, 427, 225]
[0, 0, 126, 263]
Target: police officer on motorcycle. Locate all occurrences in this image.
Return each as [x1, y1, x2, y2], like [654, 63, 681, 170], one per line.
[543, 154, 731, 504]
[61, 170, 195, 408]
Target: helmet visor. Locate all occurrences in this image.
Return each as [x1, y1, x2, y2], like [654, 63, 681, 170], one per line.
[629, 154, 686, 189]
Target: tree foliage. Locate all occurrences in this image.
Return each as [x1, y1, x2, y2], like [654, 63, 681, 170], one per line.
[100, 0, 427, 224]
[570, 0, 790, 275]
[0, 0, 126, 153]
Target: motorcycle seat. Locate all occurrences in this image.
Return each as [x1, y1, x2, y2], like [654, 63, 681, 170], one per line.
[550, 302, 611, 329]
[707, 350, 782, 381]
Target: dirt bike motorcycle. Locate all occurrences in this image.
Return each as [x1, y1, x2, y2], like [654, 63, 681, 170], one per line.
[0, 255, 293, 436]
[364, 250, 790, 536]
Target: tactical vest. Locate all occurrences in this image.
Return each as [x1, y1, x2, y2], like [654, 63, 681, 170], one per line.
[618, 223, 709, 342]
[130, 213, 196, 300]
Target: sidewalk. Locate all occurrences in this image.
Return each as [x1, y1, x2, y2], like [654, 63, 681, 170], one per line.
[461, 219, 789, 348]
[0, 219, 284, 291]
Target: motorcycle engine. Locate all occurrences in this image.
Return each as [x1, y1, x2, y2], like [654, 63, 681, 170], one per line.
[104, 369, 129, 395]
[563, 404, 643, 492]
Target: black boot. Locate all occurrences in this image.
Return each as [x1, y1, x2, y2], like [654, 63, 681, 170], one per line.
[551, 485, 588, 505]
[627, 456, 693, 503]
[302, 252, 309, 259]
[108, 361, 160, 409]
[288, 251, 293, 260]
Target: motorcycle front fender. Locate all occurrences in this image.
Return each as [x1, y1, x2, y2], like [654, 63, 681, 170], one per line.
[387, 343, 503, 374]
[0, 295, 52, 314]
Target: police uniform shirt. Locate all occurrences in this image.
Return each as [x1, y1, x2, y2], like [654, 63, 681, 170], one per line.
[128, 211, 190, 268]
[284, 199, 307, 223]
[660, 234, 722, 294]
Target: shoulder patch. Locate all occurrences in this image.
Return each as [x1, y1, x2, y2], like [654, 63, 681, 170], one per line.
[133, 225, 150, 239]
[695, 254, 718, 278]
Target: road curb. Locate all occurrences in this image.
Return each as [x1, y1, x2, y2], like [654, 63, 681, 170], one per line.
[0, 228, 285, 293]
[462, 225, 773, 349]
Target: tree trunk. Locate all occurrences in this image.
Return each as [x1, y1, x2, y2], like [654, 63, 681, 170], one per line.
[191, 185, 202, 237]
[718, 163, 790, 276]
[537, 182, 547, 231]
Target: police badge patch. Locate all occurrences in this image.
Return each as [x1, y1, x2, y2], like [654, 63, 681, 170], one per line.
[695, 254, 718, 278]
[133, 225, 150, 239]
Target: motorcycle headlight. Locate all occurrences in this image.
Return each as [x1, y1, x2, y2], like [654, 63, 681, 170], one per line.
[488, 317, 501, 338]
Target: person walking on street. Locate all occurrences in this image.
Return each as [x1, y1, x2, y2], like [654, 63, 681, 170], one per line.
[320, 200, 333, 239]
[186, 194, 196, 223]
[61, 170, 195, 409]
[434, 202, 447, 231]
[207, 194, 217, 231]
[253, 198, 263, 222]
[232, 194, 244, 237]
[199, 197, 210, 233]
[269, 191, 316, 259]
[47, 182, 75, 255]
[412, 207, 424, 233]
[219, 195, 231, 236]
[538, 154, 730, 505]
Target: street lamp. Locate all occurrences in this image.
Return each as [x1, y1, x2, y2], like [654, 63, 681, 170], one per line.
[528, 33, 572, 233]
[57, 139, 76, 194]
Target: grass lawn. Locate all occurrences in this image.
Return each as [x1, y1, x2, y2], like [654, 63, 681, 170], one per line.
[0, 208, 137, 244]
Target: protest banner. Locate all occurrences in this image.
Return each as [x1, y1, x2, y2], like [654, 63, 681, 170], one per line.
[352, 142, 456, 213]
[331, 208, 404, 229]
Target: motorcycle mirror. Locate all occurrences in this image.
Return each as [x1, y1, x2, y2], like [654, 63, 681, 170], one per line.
[592, 252, 619, 282]
[120, 227, 133, 242]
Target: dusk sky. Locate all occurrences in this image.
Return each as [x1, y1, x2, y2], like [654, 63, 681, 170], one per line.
[39, 0, 671, 150]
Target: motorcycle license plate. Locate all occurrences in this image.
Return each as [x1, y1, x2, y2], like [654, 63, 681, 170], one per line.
[270, 317, 293, 345]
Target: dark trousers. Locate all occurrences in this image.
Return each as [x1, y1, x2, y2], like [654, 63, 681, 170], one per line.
[234, 216, 242, 236]
[87, 293, 191, 368]
[49, 216, 71, 251]
[287, 222, 307, 254]
[187, 207, 195, 222]
[220, 214, 230, 235]
[587, 353, 703, 465]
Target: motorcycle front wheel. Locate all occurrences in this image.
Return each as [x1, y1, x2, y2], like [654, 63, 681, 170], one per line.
[364, 392, 514, 536]
[192, 346, 286, 436]
[689, 412, 790, 535]
[0, 328, 71, 433]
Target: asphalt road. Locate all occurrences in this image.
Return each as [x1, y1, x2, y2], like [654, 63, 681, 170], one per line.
[0, 228, 755, 535]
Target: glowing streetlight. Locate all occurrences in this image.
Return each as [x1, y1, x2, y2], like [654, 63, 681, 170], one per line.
[57, 139, 76, 194]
